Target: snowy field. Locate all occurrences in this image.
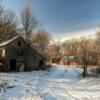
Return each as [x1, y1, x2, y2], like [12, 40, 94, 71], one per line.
[0, 64, 100, 100]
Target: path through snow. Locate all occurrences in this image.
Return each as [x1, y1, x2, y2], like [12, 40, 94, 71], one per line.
[0, 64, 100, 100]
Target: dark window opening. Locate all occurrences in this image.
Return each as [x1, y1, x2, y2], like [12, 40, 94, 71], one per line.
[18, 41, 21, 46]
[10, 59, 16, 71]
[39, 59, 44, 67]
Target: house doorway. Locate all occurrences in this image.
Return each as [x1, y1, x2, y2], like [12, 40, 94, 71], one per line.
[10, 59, 16, 71]
[39, 59, 44, 68]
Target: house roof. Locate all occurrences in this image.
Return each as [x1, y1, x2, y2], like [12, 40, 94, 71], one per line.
[0, 35, 46, 59]
[0, 35, 20, 47]
[63, 56, 80, 61]
[63, 56, 69, 60]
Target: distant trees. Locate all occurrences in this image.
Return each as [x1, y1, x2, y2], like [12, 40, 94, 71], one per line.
[95, 31, 100, 71]
[0, 0, 19, 42]
[62, 39, 79, 56]
[62, 36, 99, 76]
[47, 44, 61, 63]
[32, 30, 51, 57]
[96, 31, 100, 46]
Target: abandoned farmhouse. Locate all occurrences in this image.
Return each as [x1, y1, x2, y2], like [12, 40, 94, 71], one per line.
[0, 36, 46, 72]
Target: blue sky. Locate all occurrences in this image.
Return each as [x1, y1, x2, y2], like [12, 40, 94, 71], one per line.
[5, 0, 100, 38]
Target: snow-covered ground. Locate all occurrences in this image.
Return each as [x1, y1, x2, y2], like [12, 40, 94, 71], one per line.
[0, 64, 100, 100]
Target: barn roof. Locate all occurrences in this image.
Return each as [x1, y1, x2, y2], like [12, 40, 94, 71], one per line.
[0, 35, 46, 59]
[63, 56, 80, 61]
[0, 35, 20, 47]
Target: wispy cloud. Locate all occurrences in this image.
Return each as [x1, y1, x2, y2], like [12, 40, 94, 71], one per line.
[52, 27, 98, 43]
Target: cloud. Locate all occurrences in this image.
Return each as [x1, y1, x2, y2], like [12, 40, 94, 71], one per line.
[53, 27, 98, 43]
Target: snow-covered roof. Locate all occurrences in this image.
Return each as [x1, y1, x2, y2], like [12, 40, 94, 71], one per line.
[0, 35, 46, 59]
[63, 56, 80, 61]
[0, 35, 20, 47]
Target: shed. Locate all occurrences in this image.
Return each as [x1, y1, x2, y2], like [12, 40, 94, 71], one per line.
[0, 36, 46, 72]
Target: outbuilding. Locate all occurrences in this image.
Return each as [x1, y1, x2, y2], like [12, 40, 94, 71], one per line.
[0, 36, 46, 72]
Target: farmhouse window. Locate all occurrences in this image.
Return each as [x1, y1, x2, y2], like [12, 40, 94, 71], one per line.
[18, 41, 21, 46]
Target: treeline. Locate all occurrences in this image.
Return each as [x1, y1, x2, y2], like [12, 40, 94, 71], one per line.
[63, 33, 100, 76]
[47, 33, 100, 76]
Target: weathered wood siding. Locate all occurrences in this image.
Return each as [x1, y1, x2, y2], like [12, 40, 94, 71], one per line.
[4, 37, 44, 71]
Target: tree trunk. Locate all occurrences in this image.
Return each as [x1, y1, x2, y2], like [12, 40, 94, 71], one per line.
[83, 65, 87, 77]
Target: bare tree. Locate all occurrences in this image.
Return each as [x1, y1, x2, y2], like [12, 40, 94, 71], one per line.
[95, 31, 100, 71]
[21, 4, 38, 45]
[78, 37, 93, 77]
[0, 0, 19, 43]
[62, 39, 80, 56]
[47, 44, 61, 63]
[32, 29, 51, 57]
